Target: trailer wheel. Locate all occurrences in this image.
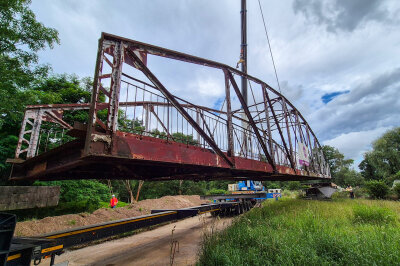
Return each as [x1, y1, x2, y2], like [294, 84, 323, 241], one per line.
[244, 201, 250, 212]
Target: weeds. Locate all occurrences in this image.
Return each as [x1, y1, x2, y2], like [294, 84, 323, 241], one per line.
[353, 204, 397, 225]
[198, 198, 400, 265]
[169, 225, 179, 265]
[68, 219, 76, 225]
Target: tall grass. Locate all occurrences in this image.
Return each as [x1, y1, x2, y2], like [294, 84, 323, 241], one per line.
[198, 199, 400, 265]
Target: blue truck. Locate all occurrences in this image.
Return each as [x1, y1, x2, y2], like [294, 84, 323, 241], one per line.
[229, 181, 281, 200]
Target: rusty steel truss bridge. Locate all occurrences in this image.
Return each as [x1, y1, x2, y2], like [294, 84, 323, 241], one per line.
[8, 33, 331, 182]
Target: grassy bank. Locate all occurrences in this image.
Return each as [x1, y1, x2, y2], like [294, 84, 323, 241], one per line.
[198, 199, 400, 265]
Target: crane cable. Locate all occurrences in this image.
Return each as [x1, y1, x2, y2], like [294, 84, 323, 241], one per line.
[257, 0, 282, 94]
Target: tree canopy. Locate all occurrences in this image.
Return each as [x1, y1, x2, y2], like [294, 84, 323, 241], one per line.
[0, 0, 59, 131]
[359, 127, 400, 184]
[322, 145, 364, 187]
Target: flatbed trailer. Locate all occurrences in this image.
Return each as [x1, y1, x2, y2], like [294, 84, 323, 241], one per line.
[4, 201, 250, 266]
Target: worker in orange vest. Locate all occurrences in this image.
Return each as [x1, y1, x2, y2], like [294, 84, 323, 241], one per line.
[110, 194, 118, 208]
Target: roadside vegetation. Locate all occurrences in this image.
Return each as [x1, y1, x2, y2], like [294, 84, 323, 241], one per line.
[198, 198, 400, 265]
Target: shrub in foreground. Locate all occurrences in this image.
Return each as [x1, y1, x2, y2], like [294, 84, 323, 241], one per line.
[365, 180, 389, 199]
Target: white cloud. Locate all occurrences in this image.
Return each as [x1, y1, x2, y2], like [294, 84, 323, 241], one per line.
[324, 126, 392, 164]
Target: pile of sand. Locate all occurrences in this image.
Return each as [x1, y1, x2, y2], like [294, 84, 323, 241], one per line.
[15, 195, 206, 237]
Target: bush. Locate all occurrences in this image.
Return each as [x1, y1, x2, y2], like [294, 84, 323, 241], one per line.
[287, 181, 301, 190]
[206, 188, 227, 195]
[34, 180, 110, 203]
[353, 205, 397, 225]
[331, 191, 349, 199]
[353, 187, 368, 198]
[393, 183, 400, 199]
[365, 180, 389, 199]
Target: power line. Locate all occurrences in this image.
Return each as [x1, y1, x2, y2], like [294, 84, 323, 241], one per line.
[257, 0, 282, 94]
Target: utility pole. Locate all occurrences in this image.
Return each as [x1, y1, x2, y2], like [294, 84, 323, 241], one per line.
[240, 0, 247, 104]
[240, 0, 248, 156]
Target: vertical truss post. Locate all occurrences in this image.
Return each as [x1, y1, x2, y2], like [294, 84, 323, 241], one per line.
[224, 70, 235, 159]
[15, 111, 29, 159]
[262, 84, 274, 164]
[26, 109, 44, 159]
[226, 71, 275, 171]
[196, 111, 200, 143]
[263, 86, 296, 171]
[106, 41, 124, 133]
[305, 123, 313, 173]
[85, 37, 105, 154]
[15, 109, 43, 159]
[144, 104, 150, 133]
[295, 110, 305, 144]
[281, 98, 294, 167]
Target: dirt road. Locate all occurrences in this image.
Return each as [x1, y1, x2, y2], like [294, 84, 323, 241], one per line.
[16, 195, 206, 237]
[48, 214, 232, 266]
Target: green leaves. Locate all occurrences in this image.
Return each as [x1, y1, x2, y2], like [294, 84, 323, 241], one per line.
[35, 180, 110, 203]
[0, 0, 59, 54]
[359, 128, 400, 183]
[322, 145, 363, 187]
[365, 180, 390, 199]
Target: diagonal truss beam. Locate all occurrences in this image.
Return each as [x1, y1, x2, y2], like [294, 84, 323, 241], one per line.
[126, 48, 234, 167]
[226, 70, 276, 171]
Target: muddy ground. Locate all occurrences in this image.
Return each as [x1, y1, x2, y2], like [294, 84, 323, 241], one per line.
[15, 195, 207, 237]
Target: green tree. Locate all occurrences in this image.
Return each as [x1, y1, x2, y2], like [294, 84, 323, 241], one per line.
[359, 128, 400, 183]
[287, 181, 301, 190]
[322, 145, 353, 176]
[0, 0, 60, 180]
[321, 145, 361, 187]
[334, 167, 364, 187]
[0, 0, 59, 130]
[359, 152, 379, 181]
[35, 180, 109, 203]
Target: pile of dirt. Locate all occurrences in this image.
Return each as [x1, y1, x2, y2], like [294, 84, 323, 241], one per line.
[15, 195, 206, 237]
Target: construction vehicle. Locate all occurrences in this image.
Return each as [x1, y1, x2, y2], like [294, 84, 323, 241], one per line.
[229, 180, 281, 200]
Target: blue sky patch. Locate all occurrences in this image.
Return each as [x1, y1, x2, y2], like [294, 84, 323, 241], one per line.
[213, 97, 225, 110]
[321, 90, 350, 104]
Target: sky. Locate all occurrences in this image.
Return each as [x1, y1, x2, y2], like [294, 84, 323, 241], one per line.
[31, 0, 400, 168]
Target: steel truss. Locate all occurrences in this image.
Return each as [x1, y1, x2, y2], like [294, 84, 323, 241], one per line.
[9, 33, 330, 181]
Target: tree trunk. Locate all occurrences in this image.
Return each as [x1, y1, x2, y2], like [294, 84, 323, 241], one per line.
[179, 180, 183, 195]
[135, 180, 144, 202]
[122, 180, 135, 203]
[107, 179, 113, 195]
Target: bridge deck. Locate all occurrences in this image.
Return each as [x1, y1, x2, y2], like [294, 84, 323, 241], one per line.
[10, 131, 324, 181]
